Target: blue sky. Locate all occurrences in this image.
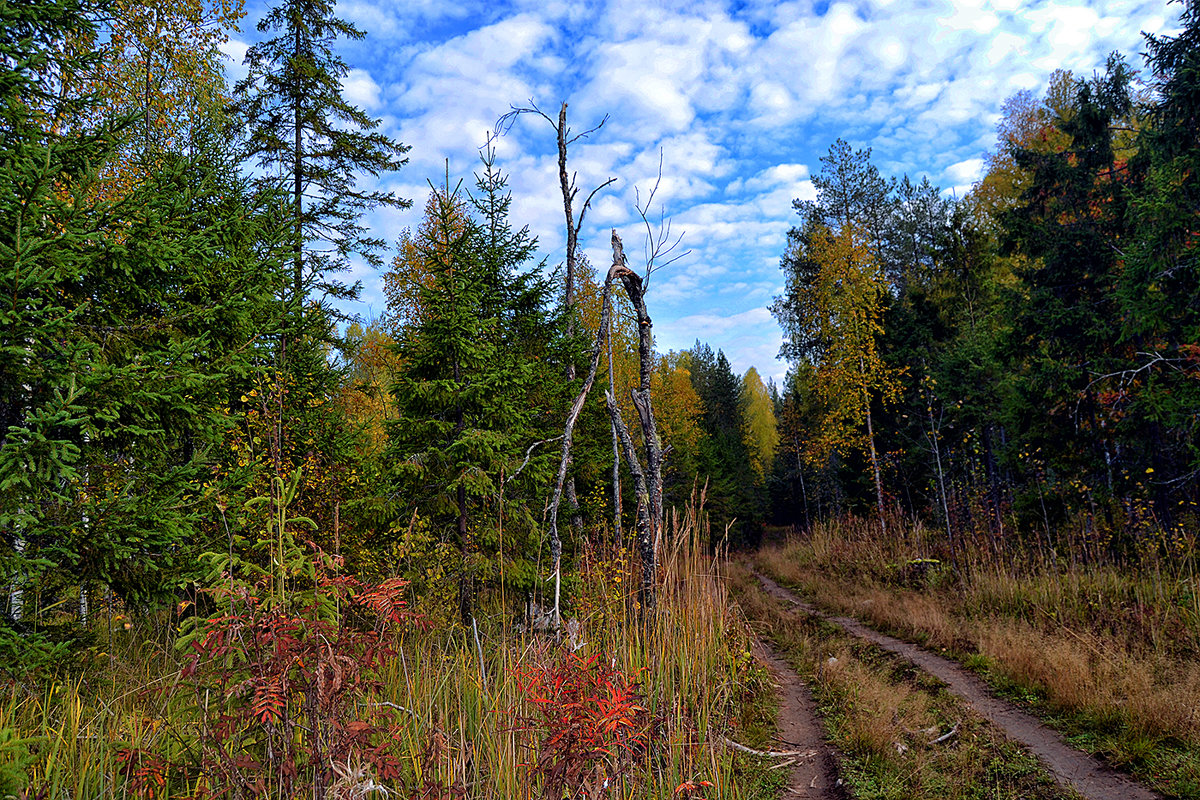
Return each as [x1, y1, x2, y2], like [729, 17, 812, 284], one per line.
[223, 0, 1178, 383]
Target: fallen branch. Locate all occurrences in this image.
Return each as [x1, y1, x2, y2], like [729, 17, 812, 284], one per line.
[930, 723, 959, 745]
[721, 735, 817, 759]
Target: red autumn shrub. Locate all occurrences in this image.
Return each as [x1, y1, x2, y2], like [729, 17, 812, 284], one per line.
[513, 647, 650, 799]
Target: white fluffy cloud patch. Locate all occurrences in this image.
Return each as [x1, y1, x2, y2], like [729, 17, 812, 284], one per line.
[226, 0, 1183, 375]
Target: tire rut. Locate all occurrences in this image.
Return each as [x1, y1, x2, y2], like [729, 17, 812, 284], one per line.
[753, 570, 1161, 800]
[747, 635, 845, 798]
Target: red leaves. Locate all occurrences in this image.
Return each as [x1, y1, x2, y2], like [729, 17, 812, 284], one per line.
[183, 553, 427, 797]
[115, 748, 171, 799]
[513, 648, 650, 798]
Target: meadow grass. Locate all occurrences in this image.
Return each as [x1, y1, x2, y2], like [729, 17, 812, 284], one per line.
[1, 506, 779, 799]
[755, 515, 1200, 798]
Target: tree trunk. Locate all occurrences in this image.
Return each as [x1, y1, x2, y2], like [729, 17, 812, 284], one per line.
[547, 271, 617, 625]
[292, 22, 303, 313]
[604, 391, 655, 612]
[610, 232, 664, 540]
[609, 334, 623, 545]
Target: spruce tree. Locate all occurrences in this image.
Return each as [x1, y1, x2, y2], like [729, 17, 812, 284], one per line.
[234, 0, 410, 311]
[1, 0, 290, 666]
[385, 158, 565, 624]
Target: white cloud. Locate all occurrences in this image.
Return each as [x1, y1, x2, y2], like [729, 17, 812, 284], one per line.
[342, 69, 382, 111]
[241, 0, 1186, 375]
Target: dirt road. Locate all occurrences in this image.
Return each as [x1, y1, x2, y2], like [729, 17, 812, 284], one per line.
[754, 570, 1162, 800]
[746, 635, 844, 798]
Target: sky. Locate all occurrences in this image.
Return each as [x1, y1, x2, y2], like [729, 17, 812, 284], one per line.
[222, 0, 1179, 384]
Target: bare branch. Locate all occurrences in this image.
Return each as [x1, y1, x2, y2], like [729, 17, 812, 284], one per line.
[505, 435, 565, 487]
[633, 149, 690, 290]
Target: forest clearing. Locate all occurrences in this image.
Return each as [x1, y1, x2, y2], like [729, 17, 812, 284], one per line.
[3, 0, 1200, 797]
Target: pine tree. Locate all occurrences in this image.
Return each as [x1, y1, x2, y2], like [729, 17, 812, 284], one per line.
[234, 0, 409, 311]
[687, 344, 759, 540]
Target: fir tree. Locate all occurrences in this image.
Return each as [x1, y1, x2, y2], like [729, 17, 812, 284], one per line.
[233, 0, 410, 312]
[385, 156, 565, 624]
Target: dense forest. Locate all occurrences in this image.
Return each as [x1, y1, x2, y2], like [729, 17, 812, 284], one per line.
[2, 0, 1199, 796]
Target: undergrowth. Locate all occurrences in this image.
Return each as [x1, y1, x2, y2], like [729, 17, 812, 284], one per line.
[755, 515, 1200, 798]
[0, 487, 769, 799]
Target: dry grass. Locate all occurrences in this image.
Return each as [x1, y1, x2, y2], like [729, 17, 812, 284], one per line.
[1, 505, 772, 799]
[755, 516, 1200, 796]
[726, 561, 1071, 800]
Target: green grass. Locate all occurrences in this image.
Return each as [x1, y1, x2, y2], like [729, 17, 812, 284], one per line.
[727, 560, 1075, 800]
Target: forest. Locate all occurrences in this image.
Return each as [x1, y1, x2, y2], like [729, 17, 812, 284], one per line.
[2, 0, 1199, 797]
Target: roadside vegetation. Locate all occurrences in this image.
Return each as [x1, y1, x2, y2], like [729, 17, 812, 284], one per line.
[728, 560, 1076, 800]
[754, 516, 1200, 799]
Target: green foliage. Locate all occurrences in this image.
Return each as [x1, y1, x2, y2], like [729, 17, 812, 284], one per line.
[1, 0, 288, 668]
[686, 343, 762, 542]
[383, 154, 568, 621]
[233, 0, 410, 306]
[740, 367, 779, 479]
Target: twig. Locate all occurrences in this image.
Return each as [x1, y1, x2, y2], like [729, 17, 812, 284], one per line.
[930, 723, 959, 745]
[505, 435, 564, 486]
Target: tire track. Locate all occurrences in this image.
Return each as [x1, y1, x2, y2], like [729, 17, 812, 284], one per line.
[754, 570, 1161, 800]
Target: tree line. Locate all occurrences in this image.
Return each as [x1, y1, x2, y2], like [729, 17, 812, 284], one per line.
[0, 0, 783, 668]
[770, 7, 1200, 566]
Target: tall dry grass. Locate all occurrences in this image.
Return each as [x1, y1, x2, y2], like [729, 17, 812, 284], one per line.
[755, 514, 1200, 793]
[1, 500, 762, 799]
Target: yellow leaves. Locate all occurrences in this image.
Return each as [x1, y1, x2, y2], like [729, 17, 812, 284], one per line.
[802, 221, 902, 464]
[740, 367, 778, 477]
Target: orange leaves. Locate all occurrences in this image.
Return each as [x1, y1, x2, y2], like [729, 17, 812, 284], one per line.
[512, 647, 651, 798]
[115, 748, 171, 798]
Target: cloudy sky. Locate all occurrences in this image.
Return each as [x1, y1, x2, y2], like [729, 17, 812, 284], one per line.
[224, 0, 1178, 383]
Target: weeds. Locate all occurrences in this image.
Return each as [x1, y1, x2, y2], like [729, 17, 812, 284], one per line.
[0, 493, 769, 799]
[756, 515, 1200, 797]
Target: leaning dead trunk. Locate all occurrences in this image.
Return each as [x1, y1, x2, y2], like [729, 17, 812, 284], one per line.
[545, 231, 663, 621]
[610, 232, 664, 540]
[546, 270, 616, 625]
[604, 390, 655, 611]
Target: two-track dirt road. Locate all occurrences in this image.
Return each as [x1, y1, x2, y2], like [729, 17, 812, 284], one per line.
[743, 569, 1162, 800]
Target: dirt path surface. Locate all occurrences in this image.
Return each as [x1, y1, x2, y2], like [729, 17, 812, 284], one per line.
[754, 570, 1162, 800]
[747, 636, 845, 799]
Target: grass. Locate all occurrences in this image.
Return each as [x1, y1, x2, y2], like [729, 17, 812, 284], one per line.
[0, 504, 778, 799]
[754, 515, 1200, 799]
[726, 560, 1074, 800]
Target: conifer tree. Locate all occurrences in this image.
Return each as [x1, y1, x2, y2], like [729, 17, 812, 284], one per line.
[385, 157, 564, 624]
[1, 0, 289, 665]
[234, 0, 409, 311]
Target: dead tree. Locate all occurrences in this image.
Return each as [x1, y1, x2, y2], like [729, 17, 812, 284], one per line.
[605, 231, 662, 610]
[498, 100, 619, 553]
[546, 231, 666, 617]
[545, 262, 616, 623]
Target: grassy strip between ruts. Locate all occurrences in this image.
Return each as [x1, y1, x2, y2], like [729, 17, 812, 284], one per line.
[727, 560, 1078, 800]
[753, 518, 1200, 800]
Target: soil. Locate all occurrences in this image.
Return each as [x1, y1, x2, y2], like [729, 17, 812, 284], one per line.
[747, 635, 845, 799]
[753, 570, 1162, 800]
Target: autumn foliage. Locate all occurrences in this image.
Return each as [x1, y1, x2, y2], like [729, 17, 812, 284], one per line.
[513, 647, 651, 799]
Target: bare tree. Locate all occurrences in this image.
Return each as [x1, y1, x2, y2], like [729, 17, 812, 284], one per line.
[497, 100, 615, 340]
[498, 100, 618, 597]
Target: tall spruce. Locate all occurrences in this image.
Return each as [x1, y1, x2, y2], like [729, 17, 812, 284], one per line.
[385, 158, 565, 624]
[1, 0, 289, 667]
[233, 0, 409, 312]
